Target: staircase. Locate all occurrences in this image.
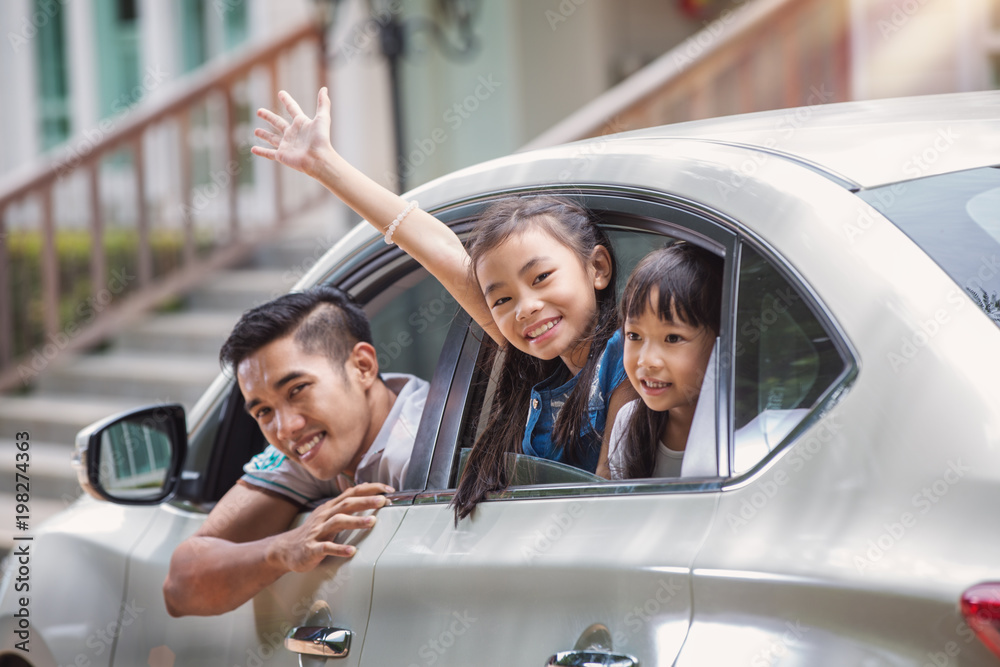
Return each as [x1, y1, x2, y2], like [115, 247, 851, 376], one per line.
[0, 200, 349, 551]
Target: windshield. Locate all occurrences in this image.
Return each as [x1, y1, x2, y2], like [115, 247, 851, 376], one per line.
[857, 166, 1000, 326]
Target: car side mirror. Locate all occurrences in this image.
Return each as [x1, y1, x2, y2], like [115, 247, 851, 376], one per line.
[73, 404, 188, 505]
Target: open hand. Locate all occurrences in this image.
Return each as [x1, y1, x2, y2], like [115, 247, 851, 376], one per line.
[275, 482, 393, 573]
[251, 88, 335, 177]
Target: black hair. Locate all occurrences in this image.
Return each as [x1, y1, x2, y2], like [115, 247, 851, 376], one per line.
[219, 285, 373, 373]
[613, 242, 723, 480]
[452, 195, 619, 519]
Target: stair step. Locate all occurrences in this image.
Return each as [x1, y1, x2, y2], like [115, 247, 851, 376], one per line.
[0, 440, 81, 503]
[250, 199, 351, 270]
[34, 352, 220, 407]
[116, 310, 243, 355]
[185, 269, 298, 311]
[0, 395, 152, 445]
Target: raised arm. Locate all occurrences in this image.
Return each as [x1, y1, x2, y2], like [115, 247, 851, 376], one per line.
[163, 482, 391, 617]
[251, 88, 501, 344]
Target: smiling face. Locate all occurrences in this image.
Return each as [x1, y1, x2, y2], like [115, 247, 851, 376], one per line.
[237, 335, 379, 480]
[623, 294, 716, 420]
[476, 224, 612, 374]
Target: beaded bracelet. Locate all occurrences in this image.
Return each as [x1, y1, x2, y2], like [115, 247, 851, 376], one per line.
[384, 200, 419, 245]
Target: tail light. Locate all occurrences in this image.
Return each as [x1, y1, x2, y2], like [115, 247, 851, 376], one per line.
[961, 582, 1000, 658]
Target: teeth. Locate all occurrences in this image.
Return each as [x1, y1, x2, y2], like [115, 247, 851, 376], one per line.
[296, 433, 322, 456]
[644, 379, 670, 388]
[527, 320, 557, 338]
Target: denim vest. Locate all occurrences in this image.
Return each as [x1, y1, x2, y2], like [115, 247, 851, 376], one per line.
[521, 330, 627, 472]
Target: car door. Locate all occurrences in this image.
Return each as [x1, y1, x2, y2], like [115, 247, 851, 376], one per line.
[358, 197, 738, 667]
[109, 253, 465, 666]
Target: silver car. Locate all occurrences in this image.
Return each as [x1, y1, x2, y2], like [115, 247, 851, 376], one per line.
[2, 90, 1000, 667]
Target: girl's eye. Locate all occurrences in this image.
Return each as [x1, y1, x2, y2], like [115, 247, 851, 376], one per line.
[532, 271, 551, 285]
[666, 334, 683, 344]
[492, 296, 510, 308]
[625, 331, 642, 341]
[254, 407, 271, 420]
[290, 383, 309, 397]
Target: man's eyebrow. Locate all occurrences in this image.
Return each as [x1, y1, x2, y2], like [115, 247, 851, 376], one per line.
[243, 371, 306, 414]
[483, 256, 549, 298]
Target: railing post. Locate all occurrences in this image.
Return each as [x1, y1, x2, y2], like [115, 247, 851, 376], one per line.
[40, 186, 59, 339]
[269, 59, 285, 224]
[834, 0, 850, 102]
[782, 11, 801, 108]
[89, 163, 106, 304]
[0, 203, 11, 367]
[133, 137, 152, 286]
[224, 86, 239, 239]
[178, 109, 196, 265]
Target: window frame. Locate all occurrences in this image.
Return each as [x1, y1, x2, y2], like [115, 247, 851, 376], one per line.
[723, 237, 859, 486]
[416, 187, 742, 504]
[410, 186, 860, 506]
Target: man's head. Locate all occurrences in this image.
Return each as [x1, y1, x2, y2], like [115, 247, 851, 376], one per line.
[220, 286, 384, 481]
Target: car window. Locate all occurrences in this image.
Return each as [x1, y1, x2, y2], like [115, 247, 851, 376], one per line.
[446, 224, 716, 491]
[359, 263, 462, 381]
[181, 258, 460, 502]
[437, 221, 852, 492]
[731, 243, 849, 474]
[856, 166, 1000, 327]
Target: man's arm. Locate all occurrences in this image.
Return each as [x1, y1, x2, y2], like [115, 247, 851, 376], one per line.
[163, 482, 392, 617]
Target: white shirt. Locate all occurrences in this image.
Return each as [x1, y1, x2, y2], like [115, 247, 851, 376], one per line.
[607, 399, 685, 480]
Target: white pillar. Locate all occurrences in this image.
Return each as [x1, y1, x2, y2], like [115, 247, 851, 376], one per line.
[330, 0, 397, 191]
[138, 0, 178, 101]
[0, 0, 40, 175]
[65, 0, 99, 137]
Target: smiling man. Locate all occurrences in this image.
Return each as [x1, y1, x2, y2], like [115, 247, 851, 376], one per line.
[162, 286, 428, 617]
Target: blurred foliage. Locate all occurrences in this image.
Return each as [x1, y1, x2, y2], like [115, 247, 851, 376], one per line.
[6, 228, 214, 361]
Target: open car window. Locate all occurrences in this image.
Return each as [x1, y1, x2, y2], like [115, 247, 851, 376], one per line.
[426, 197, 855, 500]
[435, 207, 736, 497]
[182, 255, 463, 503]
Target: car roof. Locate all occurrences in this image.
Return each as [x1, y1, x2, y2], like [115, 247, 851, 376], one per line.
[576, 90, 1000, 189]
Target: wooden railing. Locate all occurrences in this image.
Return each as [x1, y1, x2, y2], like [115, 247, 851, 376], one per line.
[523, 0, 850, 149]
[0, 21, 327, 391]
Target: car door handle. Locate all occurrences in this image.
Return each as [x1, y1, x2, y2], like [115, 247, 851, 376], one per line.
[285, 626, 352, 658]
[545, 650, 639, 667]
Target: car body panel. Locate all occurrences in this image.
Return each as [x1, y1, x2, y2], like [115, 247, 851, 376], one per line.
[361, 492, 719, 666]
[590, 90, 1000, 189]
[2, 92, 999, 666]
[0, 499, 160, 666]
[108, 502, 410, 666]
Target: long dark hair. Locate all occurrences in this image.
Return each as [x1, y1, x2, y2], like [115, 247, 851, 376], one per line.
[615, 242, 722, 479]
[219, 285, 372, 372]
[452, 196, 619, 519]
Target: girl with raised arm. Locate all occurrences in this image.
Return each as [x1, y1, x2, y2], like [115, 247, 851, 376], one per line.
[253, 89, 634, 518]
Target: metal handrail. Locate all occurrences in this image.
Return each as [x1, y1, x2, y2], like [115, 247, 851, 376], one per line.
[0, 20, 327, 391]
[522, 0, 850, 149]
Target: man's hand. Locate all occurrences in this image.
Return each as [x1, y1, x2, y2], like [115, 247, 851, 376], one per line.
[251, 87, 336, 178]
[271, 483, 394, 573]
[164, 481, 394, 617]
